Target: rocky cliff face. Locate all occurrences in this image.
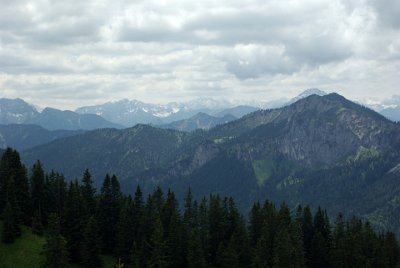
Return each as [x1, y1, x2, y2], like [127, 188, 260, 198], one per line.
[218, 93, 400, 166]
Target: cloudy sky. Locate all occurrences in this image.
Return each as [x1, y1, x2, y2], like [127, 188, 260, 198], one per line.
[0, 0, 399, 110]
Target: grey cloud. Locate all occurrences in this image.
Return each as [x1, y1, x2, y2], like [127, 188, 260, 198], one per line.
[225, 46, 298, 79]
[286, 36, 352, 66]
[0, 0, 399, 109]
[370, 0, 400, 28]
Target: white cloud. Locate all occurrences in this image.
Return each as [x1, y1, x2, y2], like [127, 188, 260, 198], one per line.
[0, 0, 399, 109]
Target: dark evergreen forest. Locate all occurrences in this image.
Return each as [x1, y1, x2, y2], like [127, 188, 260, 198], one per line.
[1, 148, 399, 267]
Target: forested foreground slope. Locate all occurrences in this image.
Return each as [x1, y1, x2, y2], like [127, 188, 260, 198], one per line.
[0, 149, 399, 267]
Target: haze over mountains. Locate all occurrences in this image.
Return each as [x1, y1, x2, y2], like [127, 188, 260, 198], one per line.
[17, 92, 400, 236]
[0, 98, 121, 130]
[75, 98, 263, 127]
[1, 88, 399, 152]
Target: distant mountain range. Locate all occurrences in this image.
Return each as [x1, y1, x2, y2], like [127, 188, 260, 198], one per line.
[75, 98, 260, 127]
[158, 112, 237, 132]
[0, 124, 84, 150]
[0, 98, 121, 130]
[2, 89, 399, 134]
[21, 93, 400, 235]
[366, 95, 400, 122]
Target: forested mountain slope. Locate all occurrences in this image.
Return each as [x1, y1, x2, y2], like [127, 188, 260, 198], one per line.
[22, 93, 400, 233]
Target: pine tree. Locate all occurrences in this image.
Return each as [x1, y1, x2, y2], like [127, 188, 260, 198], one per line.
[42, 214, 68, 268]
[252, 234, 269, 268]
[184, 188, 198, 230]
[208, 194, 225, 265]
[0, 148, 30, 224]
[81, 216, 102, 268]
[249, 202, 263, 246]
[115, 198, 134, 265]
[132, 185, 144, 254]
[216, 238, 240, 268]
[272, 228, 294, 268]
[1, 177, 21, 243]
[63, 180, 85, 263]
[30, 160, 45, 227]
[331, 213, 347, 268]
[148, 217, 168, 268]
[383, 231, 400, 267]
[186, 230, 207, 268]
[45, 171, 67, 219]
[97, 174, 121, 253]
[301, 205, 314, 266]
[162, 190, 185, 267]
[81, 169, 96, 218]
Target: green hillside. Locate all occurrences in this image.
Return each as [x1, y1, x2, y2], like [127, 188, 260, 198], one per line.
[0, 222, 45, 268]
[0, 222, 116, 268]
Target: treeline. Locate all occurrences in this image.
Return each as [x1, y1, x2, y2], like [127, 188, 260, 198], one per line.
[0, 148, 399, 267]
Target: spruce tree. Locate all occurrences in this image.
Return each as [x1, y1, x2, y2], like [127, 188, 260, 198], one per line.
[81, 169, 96, 219]
[186, 230, 207, 268]
[1, 177, 20, 243]
[97, 174, 121, 253]
[63, 180, 85, 263]
[30, 160, 45, 227]
[115, 198, 134, 265]
[148, 217, 168, 268]
[0, 148, 30, 224]
[272, 228, 294, 268]
[42, 214, 68, 268]
[162, 190, 185, 267]
[81, 216, 102, 268]
[301, 205, 314, 266]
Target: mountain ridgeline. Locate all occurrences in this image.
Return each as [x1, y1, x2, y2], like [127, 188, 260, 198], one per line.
[0, 98, 121, 130]
[21, 93, 400, 234]
[0, 124, 84, 151]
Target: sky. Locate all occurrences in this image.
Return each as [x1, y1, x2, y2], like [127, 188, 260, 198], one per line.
[0, 0, 399, 110]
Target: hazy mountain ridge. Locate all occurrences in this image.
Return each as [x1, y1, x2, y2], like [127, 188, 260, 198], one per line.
[0, 98, 122, 130]
[0, 98, 39, 124]
[158, 112, 237, 132]
[75, 98, 256, 127]
[365, 95, 400, 122]
[22, 124, 207, 187]
[0, 124, 84, 150]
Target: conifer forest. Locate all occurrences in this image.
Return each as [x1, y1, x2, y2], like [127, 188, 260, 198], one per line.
[1, 148, 399, 267]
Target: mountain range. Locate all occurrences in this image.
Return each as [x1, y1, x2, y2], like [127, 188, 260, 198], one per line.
[0, 98, 121, 130]
[2, 89, 399, 134]
[366, 95, 400, 122]
[75, 98, 260, 127]
[0, 124, 84, 151]
[20, 93, 400, 235]
[158, 112, 237, 132]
